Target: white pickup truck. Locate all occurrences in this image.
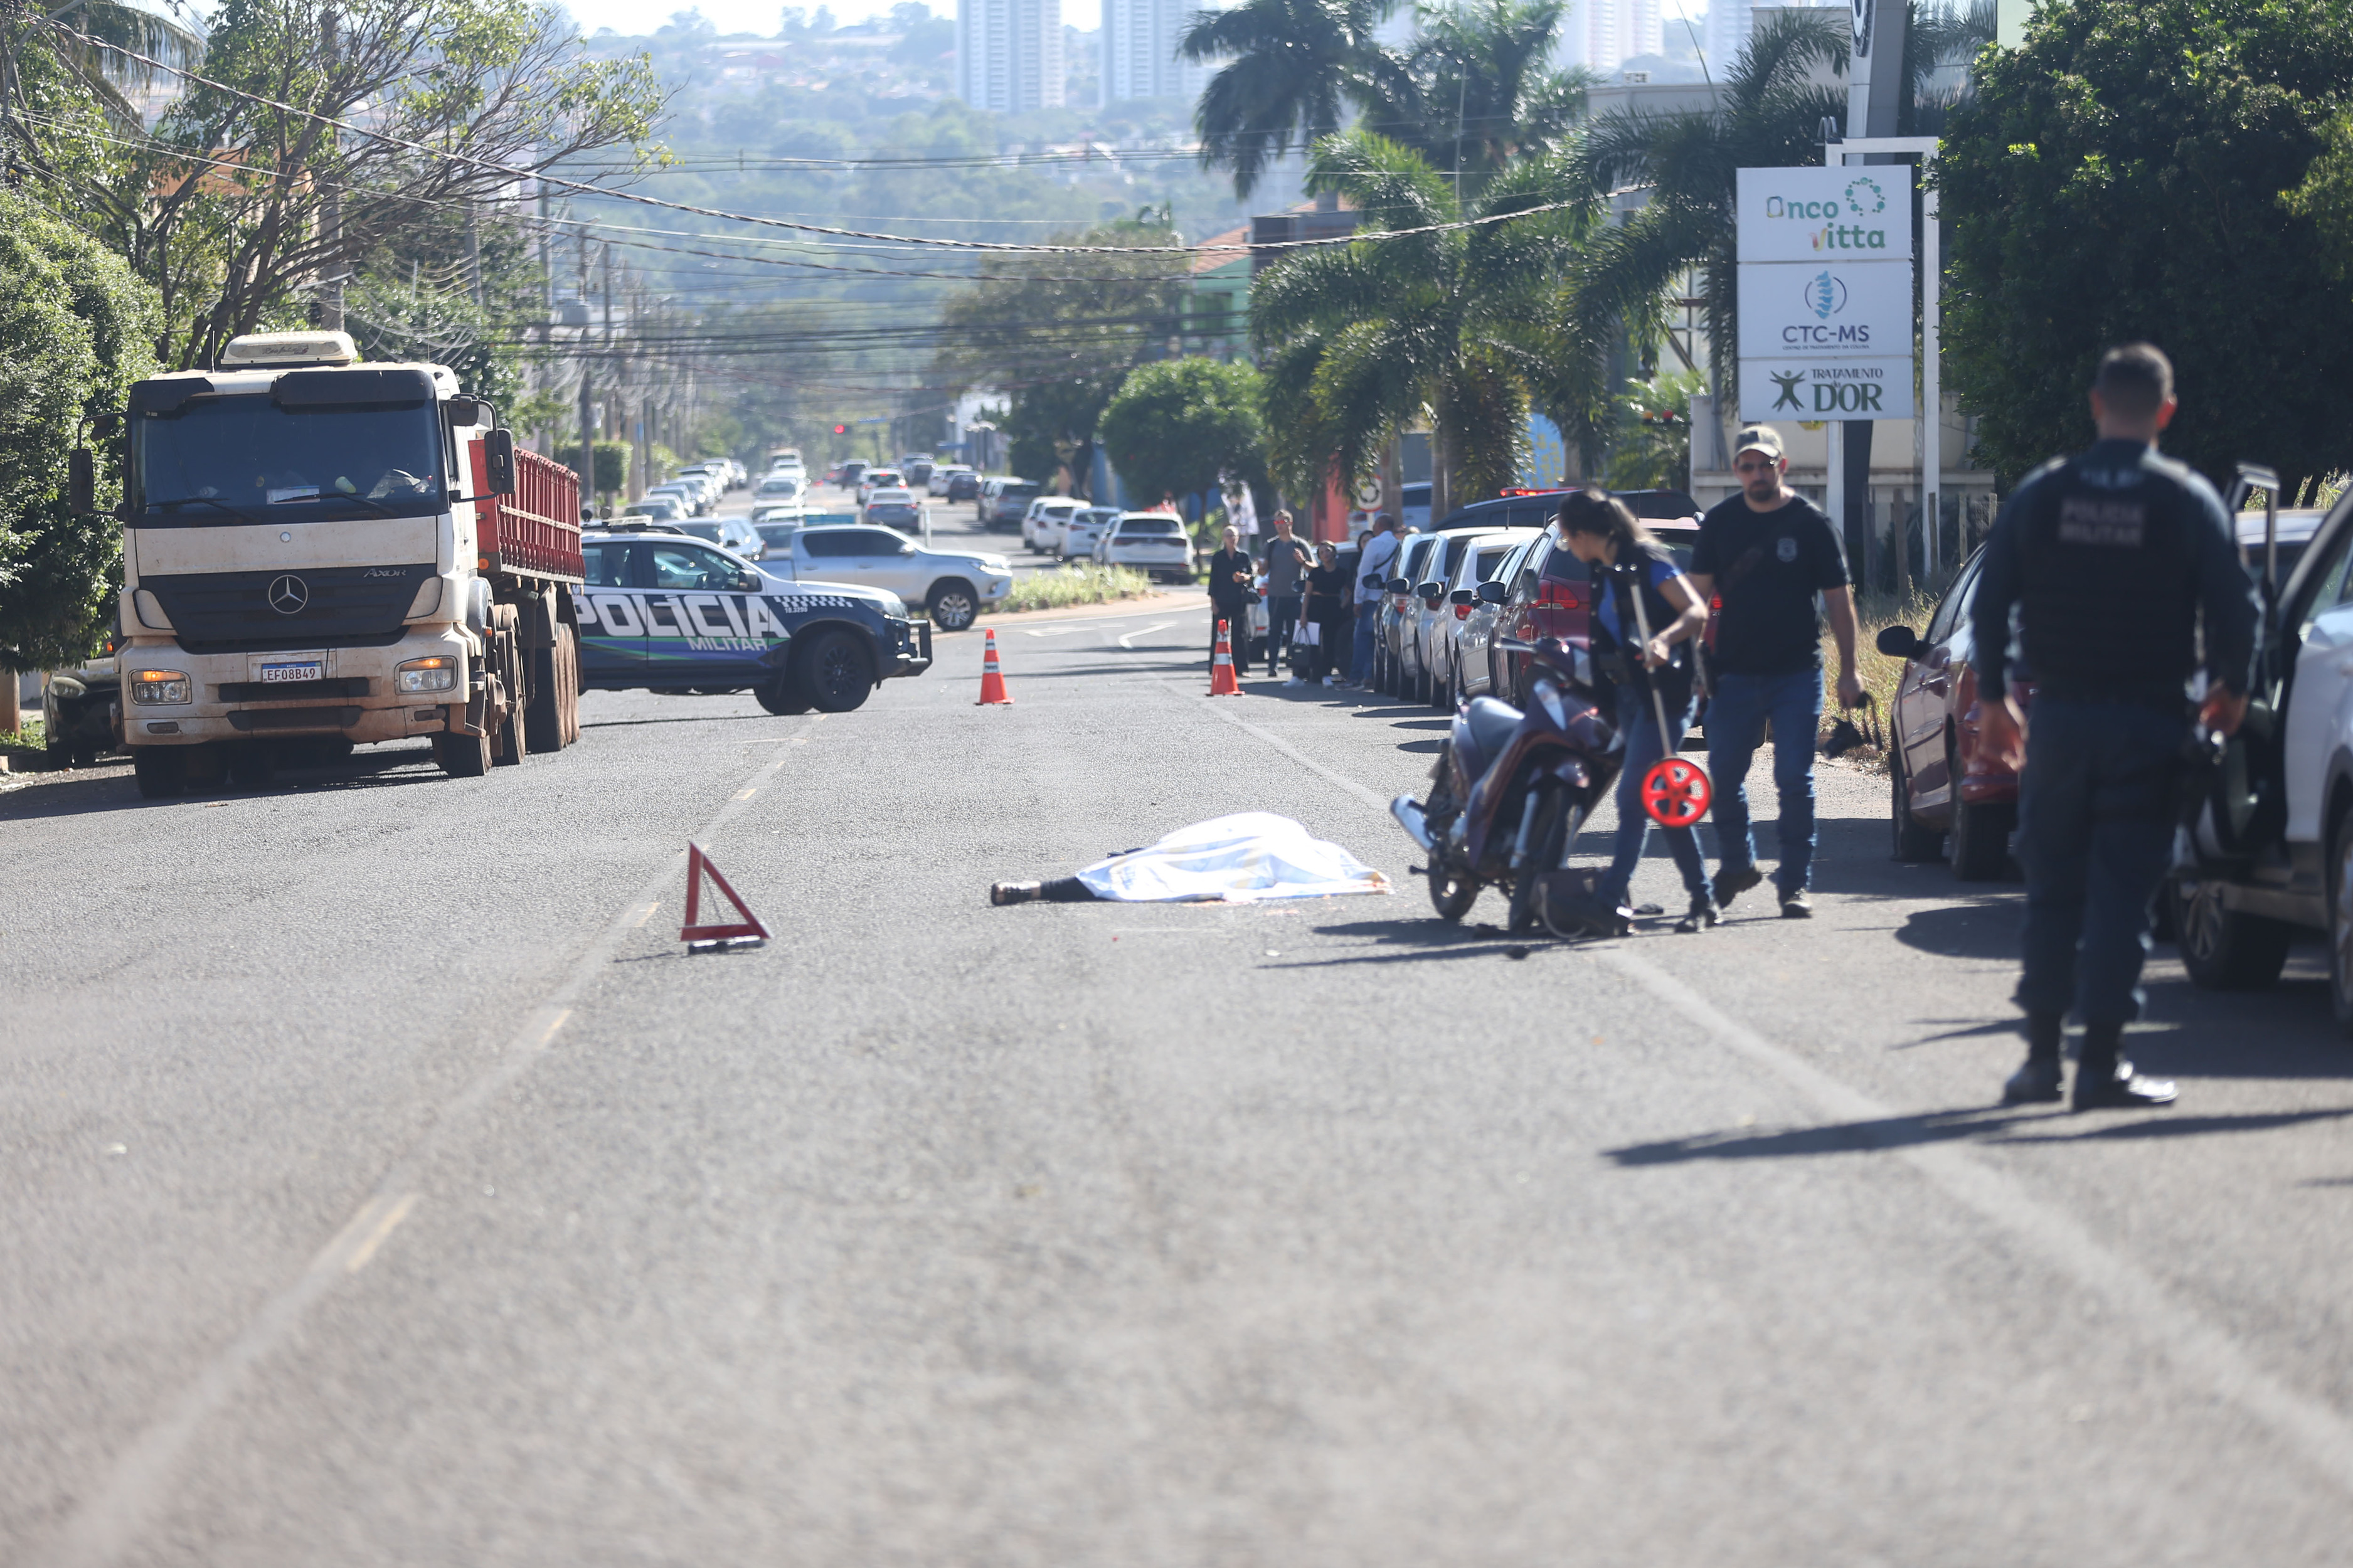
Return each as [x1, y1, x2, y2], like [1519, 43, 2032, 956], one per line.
[765, 524, 1013, 632]
[2172, 473, 2353, 1029]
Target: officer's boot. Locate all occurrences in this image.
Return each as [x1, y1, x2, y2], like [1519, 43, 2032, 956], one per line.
[2000, 1012, 2065, 1104]
[2071, 1021, 2178, 1111]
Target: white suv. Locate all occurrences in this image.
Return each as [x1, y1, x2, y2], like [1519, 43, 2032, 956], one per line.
[1022, 496, 1082, 553]
[1093, 512, 1196, 583]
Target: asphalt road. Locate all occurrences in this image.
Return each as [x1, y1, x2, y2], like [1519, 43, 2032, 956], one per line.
[8, 590, 2353, 1564]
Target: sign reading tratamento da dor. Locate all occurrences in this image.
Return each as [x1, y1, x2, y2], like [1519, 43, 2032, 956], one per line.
[1736, 166, 1915, 421]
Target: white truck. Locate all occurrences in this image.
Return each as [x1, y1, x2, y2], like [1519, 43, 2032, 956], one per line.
[83, 330, 585, 797]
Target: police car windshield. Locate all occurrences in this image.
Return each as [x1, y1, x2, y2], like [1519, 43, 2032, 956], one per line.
[134, 394, 442, 522]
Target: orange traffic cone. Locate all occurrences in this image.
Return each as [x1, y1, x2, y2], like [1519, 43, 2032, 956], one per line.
[1208, 618, 1244, 696]
[975, 627, 1013, 705]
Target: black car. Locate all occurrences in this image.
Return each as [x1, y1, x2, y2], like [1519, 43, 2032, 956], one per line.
[945, 470, 980, 502]
[43, 640, 122, 766]
[575, 531, 930, 714]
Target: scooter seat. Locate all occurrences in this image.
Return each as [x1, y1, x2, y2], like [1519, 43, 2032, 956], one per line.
[1466, 696, 1522, 757]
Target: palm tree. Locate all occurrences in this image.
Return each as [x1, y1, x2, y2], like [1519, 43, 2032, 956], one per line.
[1250, 130, 1596, 518]
[1555, 2, 1997, 462]
[1366, 0, 1589, 198]
[1553, 8, 1848, 458]
[1181, 0, 1401, 201]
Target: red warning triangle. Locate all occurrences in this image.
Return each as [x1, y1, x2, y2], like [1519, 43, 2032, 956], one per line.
[680, 842, 772, 945]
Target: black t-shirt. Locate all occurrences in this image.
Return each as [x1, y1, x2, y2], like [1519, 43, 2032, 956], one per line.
[1691, 494, 1849, 675]
[1304, 563, 1349, 616]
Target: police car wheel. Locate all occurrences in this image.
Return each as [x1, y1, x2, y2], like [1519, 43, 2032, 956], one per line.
[799, 631, 873, 713]
[2173, 876, 2292, 991]
[929, 583, 978, 632]
[756, 672, 812, 716]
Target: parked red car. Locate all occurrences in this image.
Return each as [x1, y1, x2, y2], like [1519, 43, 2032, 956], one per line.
[1876, 544, 2030, 879]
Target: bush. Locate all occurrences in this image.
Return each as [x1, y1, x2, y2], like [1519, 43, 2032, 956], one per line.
[998, 563, 1155, 613]
[556, 440, 630, 498]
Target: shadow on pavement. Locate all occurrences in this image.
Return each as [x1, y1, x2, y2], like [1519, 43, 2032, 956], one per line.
[1891, 903, 2021, 961]
[1609, 1102, 2353, 1167]
[0, 743, 443, 820]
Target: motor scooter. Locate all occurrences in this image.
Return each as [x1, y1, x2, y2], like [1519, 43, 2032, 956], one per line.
[1391, 635, 1625, 934]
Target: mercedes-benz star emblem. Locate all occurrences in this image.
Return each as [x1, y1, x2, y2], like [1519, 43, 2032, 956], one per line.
[267, 574, 309, 615]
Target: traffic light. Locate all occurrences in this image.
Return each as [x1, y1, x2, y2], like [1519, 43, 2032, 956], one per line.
[833, 423, 847, 434]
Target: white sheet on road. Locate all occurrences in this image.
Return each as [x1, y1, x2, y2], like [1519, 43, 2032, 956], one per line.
[1075, 812, 1391, 903]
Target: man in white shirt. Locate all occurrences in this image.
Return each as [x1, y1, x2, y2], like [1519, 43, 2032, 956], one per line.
[1346, 513, 1401, 689]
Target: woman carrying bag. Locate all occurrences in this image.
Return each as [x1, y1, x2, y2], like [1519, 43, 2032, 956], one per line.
[1553, 488, 1718, 933]
[1301, 542, 1352, 687]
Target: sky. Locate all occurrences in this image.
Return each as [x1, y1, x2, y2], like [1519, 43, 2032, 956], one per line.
[557, 0, 1106, 37]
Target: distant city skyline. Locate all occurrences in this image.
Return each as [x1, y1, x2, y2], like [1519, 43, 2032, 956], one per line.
[560, 0, 1108, 34]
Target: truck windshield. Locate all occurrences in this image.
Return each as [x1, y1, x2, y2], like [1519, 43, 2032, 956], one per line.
[134, 394, 444, 523]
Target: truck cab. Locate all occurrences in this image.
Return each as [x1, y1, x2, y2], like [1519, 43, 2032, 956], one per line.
[105, 330, 583, 795]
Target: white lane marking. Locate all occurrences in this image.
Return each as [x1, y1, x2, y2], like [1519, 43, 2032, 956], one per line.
[1117, 621, 1176, 650]
[1598, 948, 2353, 1500]
[339, 1194, 418, 1275]
[28, 716, 826, 1568]
[1155, 674, 2353, 1504]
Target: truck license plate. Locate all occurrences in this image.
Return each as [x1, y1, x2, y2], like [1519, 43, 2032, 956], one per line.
[260, 662, 321, 684]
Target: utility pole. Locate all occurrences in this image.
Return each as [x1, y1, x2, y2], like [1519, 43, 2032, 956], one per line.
[575, 228, 593, 513]
[1836, 0, 1908, 594]
[317, 9, 343, 331]
[536, 182, 553, 451]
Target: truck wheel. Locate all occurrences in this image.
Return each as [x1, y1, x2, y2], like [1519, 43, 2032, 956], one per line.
[435, 728, 491, 778]
[2172, 876, 2293, 990]
[492, 634, 528, 767]
[755, 672, 812, 715]
[797, 630, 873, 712]
[525, 642, 565, 753]
[558, 625, 582, 746]
[928, 581, 978, 632]
[132, 746, 184, 799]
[1890, 747, 1943, 862]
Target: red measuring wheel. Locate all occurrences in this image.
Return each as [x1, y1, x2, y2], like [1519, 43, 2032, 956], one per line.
[1640, 756, 1713, 829]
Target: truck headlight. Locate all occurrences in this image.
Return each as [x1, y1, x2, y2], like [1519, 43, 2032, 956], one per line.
[130, 669, 189, 705]
[397, 654, 461, 692]
[396, 654, 459, 694]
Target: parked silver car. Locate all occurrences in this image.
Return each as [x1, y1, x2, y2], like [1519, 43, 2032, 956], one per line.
[1373, 533, 1442, 696]
[1425, 532, 1522, 707]
[1455, 533, 1540, 702]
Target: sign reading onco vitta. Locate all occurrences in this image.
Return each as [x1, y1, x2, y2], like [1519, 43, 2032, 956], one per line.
[1736, 166, 1915, 421]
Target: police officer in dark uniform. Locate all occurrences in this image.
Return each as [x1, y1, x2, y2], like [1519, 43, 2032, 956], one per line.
[1970, 343, 2260, 1110]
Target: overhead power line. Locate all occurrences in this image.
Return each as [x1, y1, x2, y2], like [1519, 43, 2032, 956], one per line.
[45, 18, 1589, 257]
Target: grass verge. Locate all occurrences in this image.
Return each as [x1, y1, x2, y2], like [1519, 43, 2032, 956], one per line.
[997, 563, 1157, 613]
[1815, 586, 1939, 773]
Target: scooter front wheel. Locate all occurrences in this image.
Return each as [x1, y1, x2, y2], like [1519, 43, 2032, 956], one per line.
[1507, 788, 1578, 935]
[1428, 853, 1478, 919]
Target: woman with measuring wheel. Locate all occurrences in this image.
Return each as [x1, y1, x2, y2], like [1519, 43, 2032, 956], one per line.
[1552, 489, 1719, 934]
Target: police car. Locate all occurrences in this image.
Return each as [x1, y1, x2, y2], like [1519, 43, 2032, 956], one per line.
[576, 529, 931, 714]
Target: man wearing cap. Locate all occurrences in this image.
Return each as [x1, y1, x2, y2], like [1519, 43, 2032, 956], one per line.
[1972, 342, 2256, 1111]
[1686, 423, 1863, 918]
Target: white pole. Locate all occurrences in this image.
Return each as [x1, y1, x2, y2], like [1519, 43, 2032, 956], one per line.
[1921, 166, 1941, 581]
[1825, 145, 1847, 562]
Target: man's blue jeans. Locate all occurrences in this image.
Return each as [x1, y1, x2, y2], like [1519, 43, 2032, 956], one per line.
[2015, 696, 2182, 1026]
[1603, 684, 1712, 906]
[1704, 669, 1824, 894]
[1352, 603, 1381, 681]
[1267, 593, 1302, 675]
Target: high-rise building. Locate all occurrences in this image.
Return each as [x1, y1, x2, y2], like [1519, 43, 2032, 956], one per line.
[956, 0, 1064, 114]
[1561, 0, 1662, 77]
[1100, 0, 1212, 103]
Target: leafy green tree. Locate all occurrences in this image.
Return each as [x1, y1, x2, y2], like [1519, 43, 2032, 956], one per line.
[1250, 130, 1595, 517]
[933, 213, 1187, 494]
[45, 0, 661, 370]
[1098, 358, 1267, 509]
[560, 441, 632, 501]
[1603, 367, 1706, 492]
[1945, 0, 2353, 494]
[0, 190, 160, 672]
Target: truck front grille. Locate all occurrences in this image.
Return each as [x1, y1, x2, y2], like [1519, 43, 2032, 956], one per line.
[144, 565, 432, 654]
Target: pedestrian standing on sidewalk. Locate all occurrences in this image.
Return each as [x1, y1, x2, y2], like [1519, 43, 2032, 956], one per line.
[1973, 343, 2257, 1111]
[1206, 526, 1255, 670]
[1551, 489, 1719, 932]
[1348, 514, 1401, 689]
[1303, 541, 1351, 686]
[1261, 512, 1310, 679]
[1684, 425, 1863, 918]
